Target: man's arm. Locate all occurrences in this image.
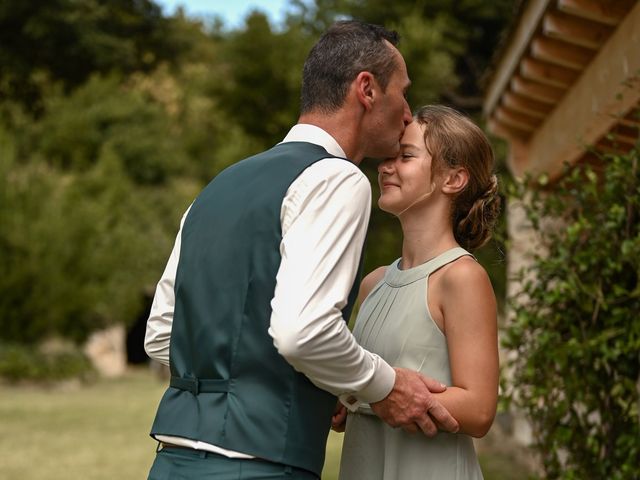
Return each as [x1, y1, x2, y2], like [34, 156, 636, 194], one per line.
[269, 159, 394, 403]
[144, 207, 191, 366]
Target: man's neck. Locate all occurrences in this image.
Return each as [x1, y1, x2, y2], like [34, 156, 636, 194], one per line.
[298, 109, 364, 164]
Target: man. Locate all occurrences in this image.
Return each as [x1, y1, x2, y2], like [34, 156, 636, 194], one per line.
[145, 20, 458, 480]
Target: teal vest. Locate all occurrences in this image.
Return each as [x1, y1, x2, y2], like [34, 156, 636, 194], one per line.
[150, 142, 363, 476]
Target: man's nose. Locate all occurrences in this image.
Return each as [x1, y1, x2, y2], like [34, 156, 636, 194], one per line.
[403, 100, 412, 126]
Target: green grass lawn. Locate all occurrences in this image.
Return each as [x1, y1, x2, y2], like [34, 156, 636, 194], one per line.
[0, 369, 531, 479]
[0, 369, 165, 479]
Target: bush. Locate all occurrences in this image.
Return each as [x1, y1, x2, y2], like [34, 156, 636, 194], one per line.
[503, 148, 640, 479]
[0, 342, 94, 382]
[0, 120, 192, 344]
[33, 74, 186, 184]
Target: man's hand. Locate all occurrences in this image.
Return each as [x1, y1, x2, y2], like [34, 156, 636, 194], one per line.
[369, 367, 459, 436]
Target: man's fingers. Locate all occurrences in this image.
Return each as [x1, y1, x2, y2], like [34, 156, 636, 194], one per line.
[402, 423, 419, 434]
[414, 415, 437, 437]
[373, 368, 458, 435]
[427, 403, 459, 433]
[331, 405, 348, 432]
[420, 374, 447, 393]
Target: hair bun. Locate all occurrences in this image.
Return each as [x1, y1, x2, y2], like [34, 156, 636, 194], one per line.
[456, 175, 501, 250]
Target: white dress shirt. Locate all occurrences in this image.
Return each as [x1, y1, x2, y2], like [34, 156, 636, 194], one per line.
[145, 124, 395, 457]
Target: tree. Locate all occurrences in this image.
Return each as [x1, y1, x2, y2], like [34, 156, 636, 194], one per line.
[0, 74, 198, 344]
[0, 0, 184, 113]
[213, 11, 313, 148]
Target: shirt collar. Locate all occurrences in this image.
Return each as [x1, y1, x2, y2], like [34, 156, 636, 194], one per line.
[280, 124, 347, 159]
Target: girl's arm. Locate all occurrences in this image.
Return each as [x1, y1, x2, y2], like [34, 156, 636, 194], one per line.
[429, 257, 499, 437]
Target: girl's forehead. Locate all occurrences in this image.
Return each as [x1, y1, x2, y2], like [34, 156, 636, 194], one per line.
[401, 121, 427, 147]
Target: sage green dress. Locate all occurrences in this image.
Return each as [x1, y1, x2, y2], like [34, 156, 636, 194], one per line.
[339, 247, 484, 480]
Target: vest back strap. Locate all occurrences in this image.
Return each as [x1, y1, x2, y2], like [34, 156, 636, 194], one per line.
[170, 376, 229, 395]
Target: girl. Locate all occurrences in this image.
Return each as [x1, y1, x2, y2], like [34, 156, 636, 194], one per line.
[338, 105, 500, 480]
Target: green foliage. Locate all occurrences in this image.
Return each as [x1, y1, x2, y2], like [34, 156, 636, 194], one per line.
[0, 116, 194, 344]
[214, 11, 313, 147]
[0, 341, 93, 382]
[0, 0, 182, 112]
[32, 74, 186, 183]
[388, 13, 460, 106]
[503, 149, 640, 479]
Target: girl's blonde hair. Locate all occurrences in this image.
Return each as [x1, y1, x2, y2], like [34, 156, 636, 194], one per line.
[415, 105, 500, 250]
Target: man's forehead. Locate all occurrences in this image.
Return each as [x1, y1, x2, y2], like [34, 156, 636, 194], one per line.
[381, 40, 411, 87]
[395, 57, 411, 86]
[388, 44, 409, 77]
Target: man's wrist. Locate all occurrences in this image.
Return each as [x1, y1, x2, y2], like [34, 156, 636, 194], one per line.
[340, 358, 396, 411]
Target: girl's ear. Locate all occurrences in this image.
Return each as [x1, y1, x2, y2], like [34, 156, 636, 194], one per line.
[442, 167, 469, 194]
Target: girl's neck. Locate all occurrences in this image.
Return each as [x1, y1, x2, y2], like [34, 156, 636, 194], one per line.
[398, 207, 458, 269]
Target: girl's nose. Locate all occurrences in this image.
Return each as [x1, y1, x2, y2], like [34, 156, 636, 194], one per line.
[378, 158, 395, 174]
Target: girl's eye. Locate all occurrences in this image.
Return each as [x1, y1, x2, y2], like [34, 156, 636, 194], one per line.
[402, 153, 413, 159]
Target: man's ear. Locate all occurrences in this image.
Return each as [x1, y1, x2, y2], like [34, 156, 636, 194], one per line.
[442, 167, 469, 194]
[354, 71, 376, 111]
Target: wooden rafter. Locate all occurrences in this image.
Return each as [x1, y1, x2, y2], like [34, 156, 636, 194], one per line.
[619, 116, 640, 129]
[593, 139, 629, 156]
[575, 150, 605, 168]
[530, 37, 594, 70]
[623, 107, 640, 123]
[520, 57, 578, 88]
[601, 129, 637, 147]
[605, 106, 640, 142]
[518, 1, 640, 181]
[609, 132, 638, 147]
[487, 118, 531, 141]
[482, 0, 640, 182]
[483, 0, 553, 118]
[494, 106, 540, 132]
[543, 10, 613, 49]
[557, 0, 634, 26]
[502, 91, 552, 119]
[610, 122, 639, 139]
[511, 75, 565, 104]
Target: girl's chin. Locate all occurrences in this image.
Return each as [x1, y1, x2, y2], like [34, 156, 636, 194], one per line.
[377, 201, 399, 215]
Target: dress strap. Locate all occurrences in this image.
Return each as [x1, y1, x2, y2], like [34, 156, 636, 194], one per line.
[424, 247, 474, 276]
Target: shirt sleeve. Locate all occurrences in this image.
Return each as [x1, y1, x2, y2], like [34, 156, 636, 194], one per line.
[144, 206, 191, 366]
[268, 158, 395, 406]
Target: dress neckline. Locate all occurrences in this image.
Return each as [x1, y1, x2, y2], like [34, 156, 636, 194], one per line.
[384, 247, 472, 287]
